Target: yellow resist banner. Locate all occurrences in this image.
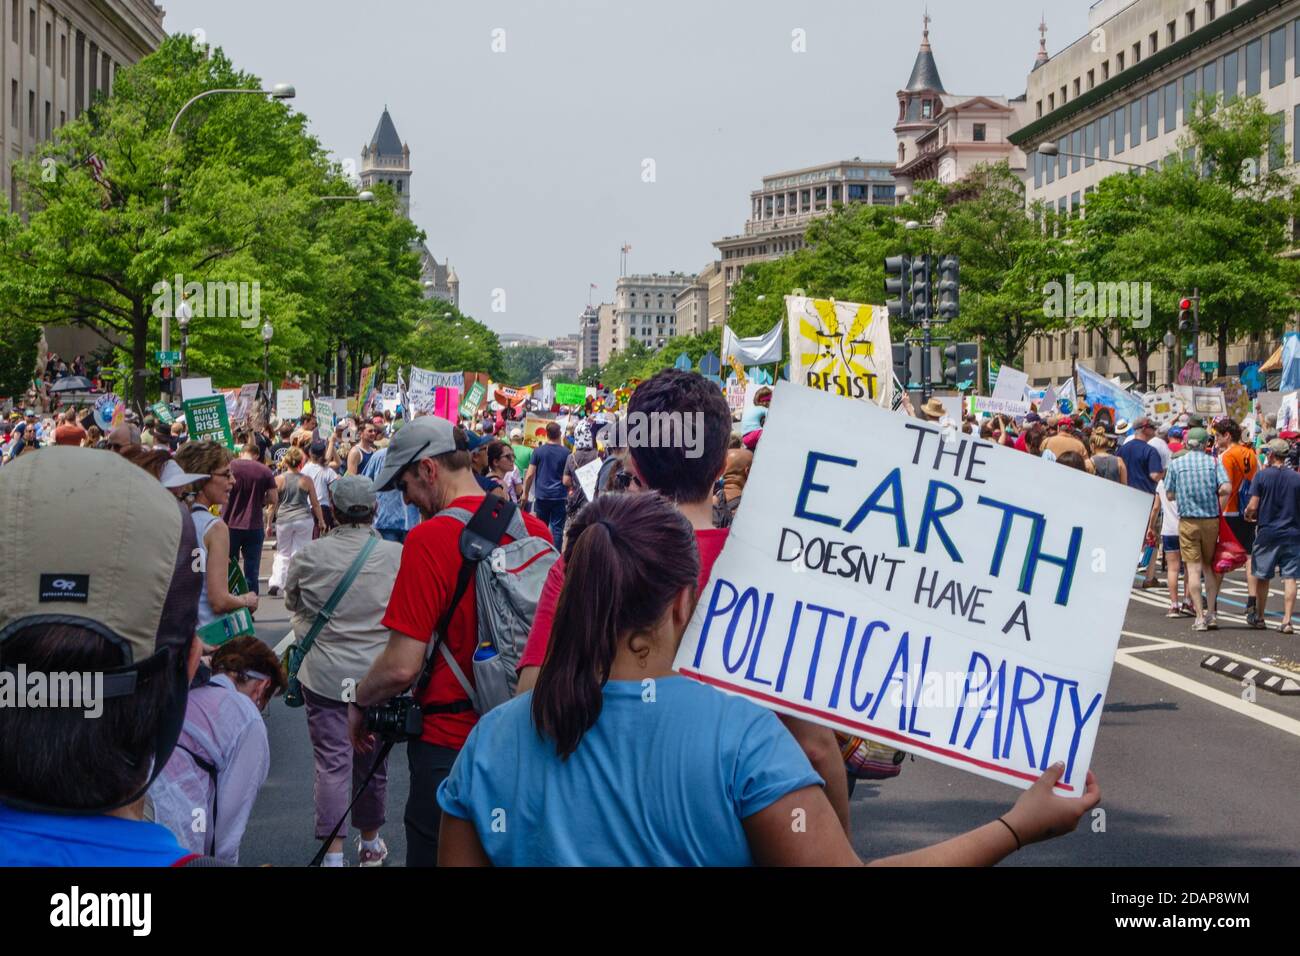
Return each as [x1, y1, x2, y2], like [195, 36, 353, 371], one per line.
[786, 296, 893, 408]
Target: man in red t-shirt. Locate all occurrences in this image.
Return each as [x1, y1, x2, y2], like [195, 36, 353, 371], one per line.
[515, 370, 852, 835]
[223, 437, 278, 594]
[352, 416, 551, 867]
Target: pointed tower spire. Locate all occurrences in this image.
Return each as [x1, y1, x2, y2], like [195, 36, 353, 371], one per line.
[1033, 15, 1049, 70]
[904, 10, 945, 93]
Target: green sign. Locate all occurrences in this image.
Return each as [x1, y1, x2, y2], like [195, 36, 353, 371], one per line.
[1199, 361, 1219, 376]
[156, 350, 181, 367]
[555, 382, 588, 405]
[459, 380, 486, 419]
[183, 395, 234, 450]
[150, 401, 174, 425]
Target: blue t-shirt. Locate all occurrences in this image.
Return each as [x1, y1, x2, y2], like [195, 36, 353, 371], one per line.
[437, 677, 822, 866]
[0, 803, 191, 866]
[531, 443, 569, 501]
[1119, 439, 1163, 494]
[1251, 465, 1300, 544]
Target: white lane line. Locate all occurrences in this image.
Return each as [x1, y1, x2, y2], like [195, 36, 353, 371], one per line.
[1113, 650, 1300, 740]
[1127, 589, 1250, 624]
[1120, 630, 1300, 676]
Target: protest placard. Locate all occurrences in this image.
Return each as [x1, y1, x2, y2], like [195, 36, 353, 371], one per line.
[673, 382, 1149, 792]
[555, 382, 588, 406]
[93, 393, 124, 431]
[183, 395, 234, 450]
[990, 365, 1028, 403]
[972, 395, 1029, 417]
[1173, 384, 1227, 417]
[1208, 377, 1250, 422]
[149, 401, 174, 426]
[1279, 391, 1299, 433]
[459, 380, 487, 419]
[1142, 390, 1184, 427]
[786, 296, 893, 407]
[433, 386, 459, 422]
[276, 387, 304, 422]
[726, 382, 746, 414]
[522, 415, 552, 447]
[180, 377, 214, 403]
[1076, 363, 1144, 424]
[575, 456, 602, 502]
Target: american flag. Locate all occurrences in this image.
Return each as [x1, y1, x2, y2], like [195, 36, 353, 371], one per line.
[85, 154, 106, 186]
[620, 243, 632, 254]
[589, 283, 597, 290]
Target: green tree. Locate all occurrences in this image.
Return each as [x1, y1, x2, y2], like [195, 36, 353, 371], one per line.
[395, 299, 503, 380]
[500, 344, 557, 385]
[0, 316, 40, 401]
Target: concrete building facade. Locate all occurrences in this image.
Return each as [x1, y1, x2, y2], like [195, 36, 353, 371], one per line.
[613, 273, 693, 353]
[596, 302, 617, 369]
[1009, 0, 1299, 386]
[674, 262, 716, 338]
[577, 304, 601, 372]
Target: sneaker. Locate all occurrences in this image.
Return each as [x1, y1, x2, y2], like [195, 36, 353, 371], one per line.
[1246, 610, 1267, 630]
[1179, 600, 1197, 617]
[267, 585, 281, 597]
[357, 836, 388, 867]
[1281, 623, 1295, 635]
[1193, 619, 1209, 632]
[1206, 615, 1219, 630]
[1166, 605, 1182, 618]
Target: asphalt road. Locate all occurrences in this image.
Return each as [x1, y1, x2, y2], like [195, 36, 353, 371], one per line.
[238, 547, 1300, 867]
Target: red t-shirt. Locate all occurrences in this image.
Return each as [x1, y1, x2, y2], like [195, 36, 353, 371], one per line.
[517, 527, 729, 672]
[382, 494, 552, 750]
[223, 458, 276, 530]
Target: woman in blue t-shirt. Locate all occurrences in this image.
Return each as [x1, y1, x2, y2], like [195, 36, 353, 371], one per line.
[437, 493, 1100, 866]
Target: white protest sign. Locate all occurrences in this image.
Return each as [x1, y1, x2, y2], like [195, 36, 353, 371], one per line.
[674, 382, 1149, 792]
[786, 296, 894, 407]
[990, 365, 1028, 402]
[180, 377, 214, 403]
[1172, 385, 1227, 417]
[575, 456, 602, 502]
[726, 383, 746, 413]
[276, 387, 303, 422]
[973, 395, 1030, 417]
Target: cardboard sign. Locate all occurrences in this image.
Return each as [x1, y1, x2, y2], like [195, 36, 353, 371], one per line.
[575, 456, 603, 502]
[990, 365, 1028, 403]
[179, 377, 214, 403]
[183, 395, 234, 450]
[673, 382, 1149, 792]
[1278, 392, 1299, 433]
[1173, 385, 1227, 417]
[786, 296, 893, 407]
[973, 395, 1029, 417]
[726, 383, 746, 413]
[276, 388, 304, 422]
[522, 415, 552, 447]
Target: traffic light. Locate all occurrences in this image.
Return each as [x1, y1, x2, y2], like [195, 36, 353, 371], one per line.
[1177, 297, 1193, 333]
[937, 256, 960, 320]
[910, 255, 931, 324]
[955, 343, 979, 390]
[943, 344, 959, 387]
[884, 255, 911, 321]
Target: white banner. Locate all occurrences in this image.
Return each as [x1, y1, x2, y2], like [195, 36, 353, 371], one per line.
[409, 367, 463, 394]
[180, 377, 214, 403]
[674, 382, 1149, 792]
[973, 395, 1030, 417]
[786, 297, 893, 407]
[990, 365, 1028, 403]
[723, 319, 784, 366]
[1172, 385, 1227, 417]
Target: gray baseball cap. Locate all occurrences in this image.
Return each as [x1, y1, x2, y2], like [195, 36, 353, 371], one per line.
[373, 415, 458, 492]
[330, 474, 377, 518]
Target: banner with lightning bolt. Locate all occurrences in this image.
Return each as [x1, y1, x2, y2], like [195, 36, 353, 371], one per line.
[785, 296, 894, 408]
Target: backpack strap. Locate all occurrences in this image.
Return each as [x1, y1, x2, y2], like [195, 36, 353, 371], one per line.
[411, 497, 518, 705]
[293, 534, 378, 661]
[175, 742, 218, 857]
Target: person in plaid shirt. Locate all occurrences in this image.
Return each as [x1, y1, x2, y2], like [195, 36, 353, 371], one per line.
[1164, 435, 1230, 632]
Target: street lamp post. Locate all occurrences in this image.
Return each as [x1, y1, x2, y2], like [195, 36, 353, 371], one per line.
[319, 191, 374, 203]
[261, 321, 274, 403]
[177, 297, 192, 383]
[160, 84, 295, 356]
[1036, 141, 1158, 173]
[1163, 331, 1176, 388]
[336, 343, 349, 400]
[1070, 332, 1080, 401]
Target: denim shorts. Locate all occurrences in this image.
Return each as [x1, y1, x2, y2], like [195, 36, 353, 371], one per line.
[1252, 539, 1300, 580]
[1161, 534, 1180, 553]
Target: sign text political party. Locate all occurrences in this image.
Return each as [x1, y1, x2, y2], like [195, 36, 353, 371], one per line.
[786, 296, 893, 407]
[674, 383, 1148, 791]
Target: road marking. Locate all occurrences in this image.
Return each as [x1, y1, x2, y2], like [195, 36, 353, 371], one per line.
[1113, 649, 1300, 740]
[1120, 629, 1300, 676]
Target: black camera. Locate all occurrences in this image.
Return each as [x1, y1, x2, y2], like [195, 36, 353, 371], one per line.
[363, 696, 423, 742]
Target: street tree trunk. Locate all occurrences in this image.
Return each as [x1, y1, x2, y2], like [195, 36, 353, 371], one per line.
[1216, 318, 1230, 377]
[131, 298, 147, 414]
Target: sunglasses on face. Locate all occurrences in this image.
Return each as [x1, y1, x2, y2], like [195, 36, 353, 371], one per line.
[613, 471, 642, 491]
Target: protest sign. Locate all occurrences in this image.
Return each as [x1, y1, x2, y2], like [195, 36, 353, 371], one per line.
[409, 367, 462, 393]
[276, 388, 304, 422]
[522, 415, 552, 447]
[786, 296, 893, 407]
[1076, 363, 1144, 424]
[726, 382, 746, 414]
[575, 456, 602, 502]
[673, 382, 1149, 792]
[723, 319, 784, 366]
[183, 395, 234, 449]
[459, 380, 487, 419]
[433, 386, 459, 422]
[990, 365, 1028, 403]
[555, 382, 588, 406]
[381, 383, 400, 403]
[92, 393, 124, 431]
[973, 395, 1029, 417]
[1142, 390, 1184, 427]
[180, 377, 214, 403]
[1279, 391, 1299, 433]
[1256, 391, 1283, 423]
[149, 401, 174, 426]
[1173, 385, 1227, 417]
[1209, 377, 1250, 422]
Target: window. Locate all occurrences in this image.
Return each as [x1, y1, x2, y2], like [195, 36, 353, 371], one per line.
[1149, 32, 1158, 56]
[1186, 10, 1196, 33]
[1270, 26, 1286, 88]
[1130, 97, 1142, 146]
[1048, 337, 1054, 362]
[89, 42, 98, 98]
[1117, 51, 1125, 71]
[101, 55, 109, 95]
[1034, 151, 1043, 189]
[973, 123, 986, 142]
[1036, 338, 1042, 363]
[1048, 92, 1055, 110]
[1246, 39, 1260, 97]
[921, 99, 932, 118]
[1183, 70, 1198, 124]
[43, 20, 48, 63]
[1071, 129, 1082, 172]
[1057, 137, 1067, 178]
[9, 80, 15, 127]
[1202, 60, 1217, 111]
[1087, 69, 1095, 90]
[1114, 105, 1126, 153]
[8, 0, 14, 42]
[1268, 112, 1286, 171]
[58, 108, 63, 127]
[1060, 85, 1067, 104]
[1132, 41, 1142, 64]
[1295, 104, 1300, 163]
[42, 99, 47, 137]
[872, 184, 895, 203]
[1206, 1, 1216, 23]
[59, 33, 65, 77]
[26, 89, 32, 136]
[1072, 78, 1080, 98]
[1147, 90, 1159, 139]
[1224, 48, 1239, 101]
[1045, 145, 1055, 184]
[1071, 191, 1081, 218]
[1085, 123, 1095, 166]
[1036, 99, 1043, 118]
[1167, 21, 1177, 45]
[1297, 18, 1300, 77]
[1164, 82, 1177, 133]
[27, 8, 33, 53]
[1102, 60, 1110, 80]
[1100, 113, 1111, 160]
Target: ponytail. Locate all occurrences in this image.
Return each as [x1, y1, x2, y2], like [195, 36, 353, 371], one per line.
[531, 493, 698, 759]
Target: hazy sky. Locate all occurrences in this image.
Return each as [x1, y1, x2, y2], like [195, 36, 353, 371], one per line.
[159, 0, 1091, 339]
